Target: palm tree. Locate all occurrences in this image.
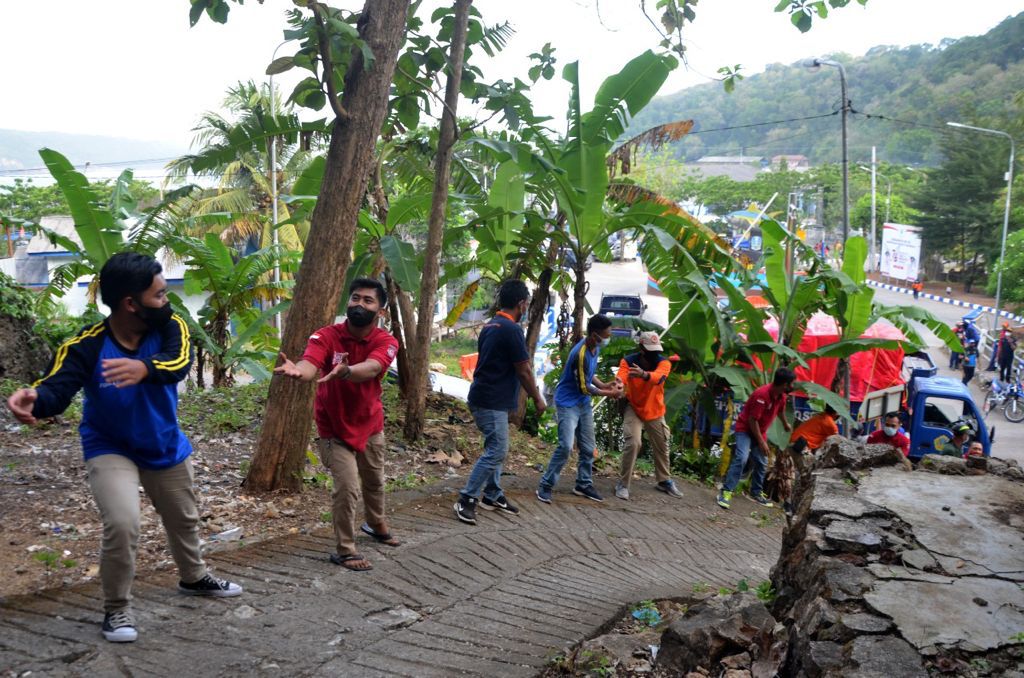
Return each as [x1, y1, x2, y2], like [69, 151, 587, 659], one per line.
[166, 81, 321, 253]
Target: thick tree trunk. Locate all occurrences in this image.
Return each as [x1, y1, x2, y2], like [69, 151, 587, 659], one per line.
[511, 265, 555, 428]
[402, 0, 471, 441]
[244, 0, 410, 492]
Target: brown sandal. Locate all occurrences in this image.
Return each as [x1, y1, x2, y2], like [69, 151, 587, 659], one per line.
[330, 553, 373, 571]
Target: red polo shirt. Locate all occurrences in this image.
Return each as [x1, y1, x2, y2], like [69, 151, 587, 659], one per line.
[302, 322, 399, 452]
[735, 384, 786, 437]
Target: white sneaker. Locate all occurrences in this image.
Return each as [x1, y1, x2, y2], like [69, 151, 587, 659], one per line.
[102, 610, 138, 643]
[615, 483, 630, 501]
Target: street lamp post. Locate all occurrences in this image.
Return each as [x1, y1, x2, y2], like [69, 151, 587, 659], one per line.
[805, 58, 850, 247]
[947, 121, 1016, 330]
[806, 57, 851, 415]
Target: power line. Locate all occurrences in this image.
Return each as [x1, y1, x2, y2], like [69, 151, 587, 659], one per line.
[686, 111, 838, 136]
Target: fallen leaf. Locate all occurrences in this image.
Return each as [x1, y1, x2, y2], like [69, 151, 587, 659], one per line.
[425, 451, 450, 464]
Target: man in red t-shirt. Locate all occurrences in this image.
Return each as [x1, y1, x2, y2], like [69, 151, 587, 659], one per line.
[275, 278, 399, 571]
[716, 368, 795, 510]
[866, 412, 911, 457]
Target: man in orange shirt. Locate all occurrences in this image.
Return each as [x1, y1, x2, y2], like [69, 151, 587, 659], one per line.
[774, 405, 839, 515]
[614, 332, 682, 500]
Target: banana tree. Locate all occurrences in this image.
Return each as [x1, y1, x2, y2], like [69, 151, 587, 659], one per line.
[163, 233, 297, 387]
[34, 148, 196, 312]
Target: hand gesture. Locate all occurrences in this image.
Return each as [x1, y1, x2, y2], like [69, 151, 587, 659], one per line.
[7, 388, 38, 425]
[534, 395, 547, 418]
[317, 353, 351, 383]
[273, 352, 304, 379]
[627, 364, 645, 379]
[101, 358, 149, 388]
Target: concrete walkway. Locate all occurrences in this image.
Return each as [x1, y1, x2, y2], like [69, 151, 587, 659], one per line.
[0, 477, 781, 677]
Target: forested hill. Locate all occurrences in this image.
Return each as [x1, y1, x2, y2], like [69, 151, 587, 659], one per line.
[626, 11, 1024, 167]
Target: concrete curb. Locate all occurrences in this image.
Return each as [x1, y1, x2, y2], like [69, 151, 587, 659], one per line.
[867, 280, 1024, 324]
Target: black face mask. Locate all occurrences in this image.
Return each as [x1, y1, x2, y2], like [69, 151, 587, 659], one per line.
[346, 305, 377, 328]
[641, 349, 660, 366]
[133, 298, 173, 331]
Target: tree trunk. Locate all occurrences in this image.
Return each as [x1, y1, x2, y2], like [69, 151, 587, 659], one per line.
[244, 0, 410, 492]
[402, 0, 472, 441]
[511, 265, 555, 428]
[384, 271, 411, 397]
[571, 258, 588, 344]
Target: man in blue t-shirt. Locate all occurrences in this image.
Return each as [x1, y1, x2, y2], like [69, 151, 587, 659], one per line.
[536, 314, 623, 503]
[454, 280, 546, 525]
[6, 253, 242, 644]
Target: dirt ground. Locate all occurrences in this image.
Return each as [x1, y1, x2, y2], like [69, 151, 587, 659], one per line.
[0, 385, 551, 599]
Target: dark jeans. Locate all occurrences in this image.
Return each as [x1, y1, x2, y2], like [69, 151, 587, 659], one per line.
[962, 365, 976, 385]
[999, 360, 1014, 383]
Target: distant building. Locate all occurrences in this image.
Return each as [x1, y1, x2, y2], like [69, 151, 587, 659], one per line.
[770, 155, 811, 172]
[13, 215, 205, 318]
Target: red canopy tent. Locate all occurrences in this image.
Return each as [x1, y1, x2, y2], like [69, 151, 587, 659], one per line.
[764, 311, 840, 389]
[849, 320, 906, 402]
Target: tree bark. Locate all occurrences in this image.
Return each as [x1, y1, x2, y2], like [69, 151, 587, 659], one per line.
[571, 259, 588, 344]
[244, 0, 410, 492]
[402, 0, 472, 441]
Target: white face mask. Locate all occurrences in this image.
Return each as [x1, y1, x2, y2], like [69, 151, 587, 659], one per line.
[883, 426, 898, 437]
[599, 336, 611, 348]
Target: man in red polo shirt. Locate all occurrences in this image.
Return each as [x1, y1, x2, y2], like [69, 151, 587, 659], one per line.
[275, 278, 399, 571]
[716, 368, 795, 510]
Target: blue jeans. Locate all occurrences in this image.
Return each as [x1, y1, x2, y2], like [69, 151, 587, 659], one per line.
[539, 401, 596, 490]
[459, 406, 509, 502]
[723, 431, 768, 497]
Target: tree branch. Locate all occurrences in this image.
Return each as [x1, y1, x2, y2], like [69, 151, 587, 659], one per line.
[312, 2, 352, 123]
[395, 63, 460, 126]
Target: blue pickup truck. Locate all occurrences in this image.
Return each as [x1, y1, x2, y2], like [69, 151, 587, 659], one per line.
[904, 375, 992, 459]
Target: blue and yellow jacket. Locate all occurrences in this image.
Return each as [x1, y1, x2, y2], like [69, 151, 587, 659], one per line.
[32, 315, 194, 469]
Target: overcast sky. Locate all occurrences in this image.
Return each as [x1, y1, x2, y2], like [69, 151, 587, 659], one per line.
[1, 0, 1021, 149]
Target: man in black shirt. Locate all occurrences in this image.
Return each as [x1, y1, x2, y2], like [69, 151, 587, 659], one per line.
[454, 280, 546, 524]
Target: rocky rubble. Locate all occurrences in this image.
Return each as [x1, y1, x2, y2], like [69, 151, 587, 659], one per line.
[647, 436, 1024, 677]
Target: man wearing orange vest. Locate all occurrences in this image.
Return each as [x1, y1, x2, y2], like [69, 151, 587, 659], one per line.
[614, 332, 682, 500]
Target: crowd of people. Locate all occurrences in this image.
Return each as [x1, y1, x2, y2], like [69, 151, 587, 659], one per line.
[4, 266, 994, 645]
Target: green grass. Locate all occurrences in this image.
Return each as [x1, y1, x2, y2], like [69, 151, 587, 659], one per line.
[178, 382, 267, 435]
[428, 332, 479, 377]
[385, 472, 427, 492]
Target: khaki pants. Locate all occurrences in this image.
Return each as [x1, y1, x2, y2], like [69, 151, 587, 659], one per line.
[318, 434, 386, 557]
[86, 454, 206, 613]
[618, 409, 671, 489]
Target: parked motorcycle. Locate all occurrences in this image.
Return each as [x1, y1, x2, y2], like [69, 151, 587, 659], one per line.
[984, 369, 1024, 423]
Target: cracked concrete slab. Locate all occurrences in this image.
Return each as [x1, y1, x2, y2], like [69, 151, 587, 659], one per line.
[858, 468, 1024, 579]
[864, 576, 1024, 653]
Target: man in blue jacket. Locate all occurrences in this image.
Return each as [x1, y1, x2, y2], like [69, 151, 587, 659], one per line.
[6, 252, 242, 644]
[536, 314, 623, 503]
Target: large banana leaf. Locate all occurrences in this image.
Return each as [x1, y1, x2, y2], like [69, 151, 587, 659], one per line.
[873, 304, 961, 353]
[839, 237, 874, 340]
[582, 50, 678, 145]
[794, 381, 853, 422]
[805, 337, 903, 359]
[761, 222, 790, 311]
[38, 148, 124, 265]
[380, 235, 418, 294]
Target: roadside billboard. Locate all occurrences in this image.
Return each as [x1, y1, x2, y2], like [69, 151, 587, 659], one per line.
[880, 223, 922, 281]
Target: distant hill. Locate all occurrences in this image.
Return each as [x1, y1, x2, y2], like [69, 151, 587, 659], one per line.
[626, 11, 1024, 166]
[0, 129, 185, 176]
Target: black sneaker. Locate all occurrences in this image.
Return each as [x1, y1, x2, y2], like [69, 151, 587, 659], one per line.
[178, 573, 243, 597]
[481, 495, 520, 515]
[101, 610, 138, 643]
[453, 496, 477, 524]
[572, 485, 604, 502]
